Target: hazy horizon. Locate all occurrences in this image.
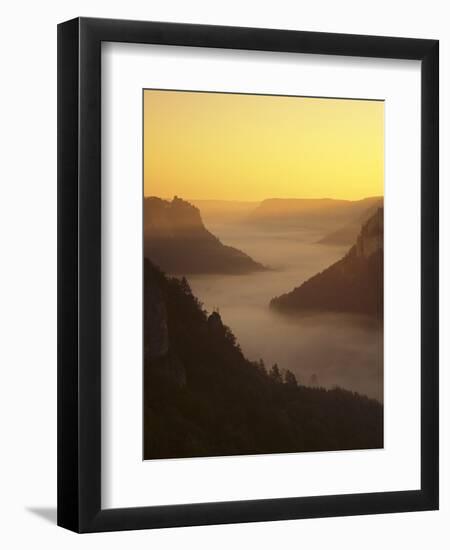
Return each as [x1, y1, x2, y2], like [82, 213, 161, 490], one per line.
[144, 90, 384, 201]
[143, 195, 383, 201]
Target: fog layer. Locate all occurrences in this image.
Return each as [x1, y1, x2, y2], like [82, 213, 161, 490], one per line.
[188, 222, 383, 402]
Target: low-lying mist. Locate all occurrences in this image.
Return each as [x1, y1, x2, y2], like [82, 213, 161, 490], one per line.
[188, 221, 383, 403]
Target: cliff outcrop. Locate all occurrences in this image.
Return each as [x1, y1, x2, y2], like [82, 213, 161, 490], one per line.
[144, 197, 265, 274]
[270, 209, 383, 320]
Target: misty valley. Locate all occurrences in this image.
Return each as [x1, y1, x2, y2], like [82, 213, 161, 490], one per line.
[189, 226, 383, 403]
[143, 196, 384, 459]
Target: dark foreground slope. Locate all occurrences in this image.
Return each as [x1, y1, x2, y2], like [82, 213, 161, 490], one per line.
[271, 208, 383, 320]
[143, 258, 383, 460]
[144, 196, 265, 274]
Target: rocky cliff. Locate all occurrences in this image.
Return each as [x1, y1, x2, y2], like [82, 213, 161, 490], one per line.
[144, 264, 169, 360]
[144, 258, 186, 387]
[355, 206, 383, 259]
[144, 197, 265, 274]
[270, 208, 383, 320]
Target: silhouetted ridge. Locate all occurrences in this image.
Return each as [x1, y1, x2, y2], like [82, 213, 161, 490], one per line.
[144, 258, 383, 459]
[271, 208, 383, 320]
[247, 196, 383, 231]
[144, 196, 265, 274]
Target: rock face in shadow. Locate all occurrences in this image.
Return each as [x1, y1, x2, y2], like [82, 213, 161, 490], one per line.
[271, 208, 383, 320]
[144, 258, 186, 388]
[144, 264, 169, 360]
[144, 196, 265, 274]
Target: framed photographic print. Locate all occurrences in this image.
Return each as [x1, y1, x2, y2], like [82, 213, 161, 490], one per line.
[57, 17, 439, 532]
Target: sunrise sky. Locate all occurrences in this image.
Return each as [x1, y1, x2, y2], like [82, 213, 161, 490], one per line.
[143, 90, 384, 201]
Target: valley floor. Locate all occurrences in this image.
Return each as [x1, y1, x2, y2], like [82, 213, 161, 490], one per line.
[188, 223, 383, 402]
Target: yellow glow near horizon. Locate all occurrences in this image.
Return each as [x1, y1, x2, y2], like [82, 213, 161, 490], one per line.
[144, 90, 384, 201]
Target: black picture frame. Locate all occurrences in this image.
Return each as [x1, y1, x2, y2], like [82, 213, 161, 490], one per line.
[57, 17, 439, 533]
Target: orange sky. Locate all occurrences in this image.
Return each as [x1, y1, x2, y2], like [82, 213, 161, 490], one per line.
[144, 90, 384, 201]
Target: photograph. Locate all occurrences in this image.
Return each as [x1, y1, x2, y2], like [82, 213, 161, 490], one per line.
[53, 11, 439, 537]
[143, 89, 384, 460]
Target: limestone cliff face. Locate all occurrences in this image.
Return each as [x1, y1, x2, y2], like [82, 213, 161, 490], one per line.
[355, 208, 383, 259]
[144, 259, 186, 387]
[144, 197, 265, 275]
[144, 266, 169, 360]
[270, 209, 383, 320]
[144, 197, 206, 240]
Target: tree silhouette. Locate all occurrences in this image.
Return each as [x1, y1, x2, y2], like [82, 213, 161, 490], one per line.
[269, 363, 283, 384]
[284, 369, 298, 387]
